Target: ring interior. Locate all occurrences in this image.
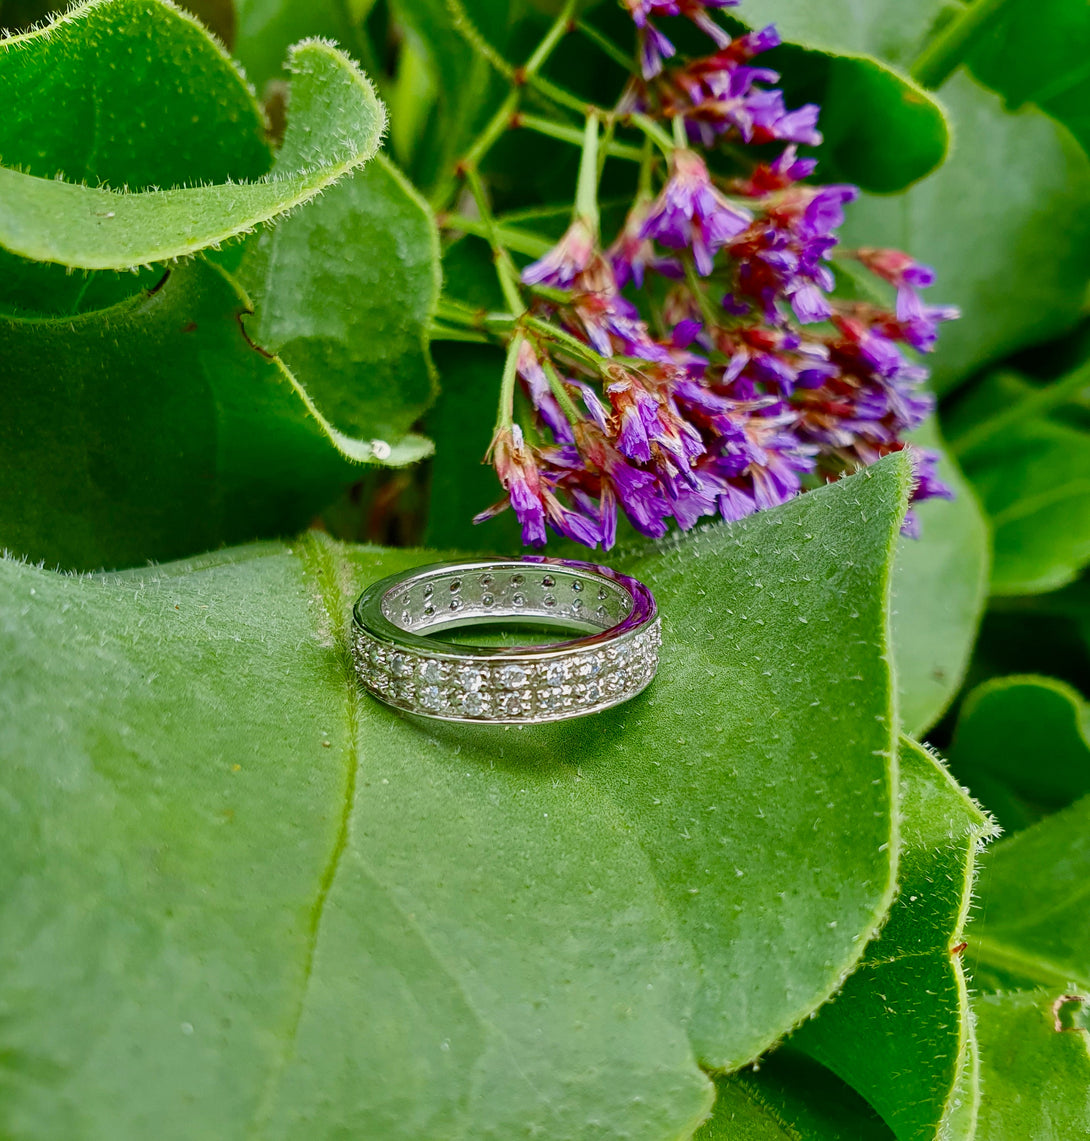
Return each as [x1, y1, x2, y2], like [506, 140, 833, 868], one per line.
[380, 564, 633, 637]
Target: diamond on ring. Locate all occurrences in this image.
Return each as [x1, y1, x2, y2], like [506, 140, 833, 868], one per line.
[351, 558, 660, 724]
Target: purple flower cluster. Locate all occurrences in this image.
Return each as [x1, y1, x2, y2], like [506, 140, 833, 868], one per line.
[476, 5, 958, 548]
[624, 0, 739, 78]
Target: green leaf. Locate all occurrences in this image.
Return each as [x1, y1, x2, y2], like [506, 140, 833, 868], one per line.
[237, 154, 440, 443]
[0, 0, 269, 190]
[0, 455, 911, 1135]
[789, 738, 996, 1141]
[948, 675, 1090, 833]
[840, 72, 1090, 395]
[0, 4, 386, 270]
[951, 368, 1090, 596]
[974, 990, 1090, 1141]
[967, 0, 1090, 160]
[961, 732, 1090, 1136]
[890, 420, 990, 736]
[791, 51, 947, 194]
[388, 0, 502, 192]
[0, 257, 426, 572]
[695, 1051, 895, 1140]
[232, 0, 374, 89]
[720, 0, 950, 192]
[603, 455, 911, 1067]
[729, 0, 948, 68]
[971, 792, 1090, 991]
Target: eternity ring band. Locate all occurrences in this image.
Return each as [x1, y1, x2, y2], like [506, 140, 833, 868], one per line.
[351, 558, 661, 724]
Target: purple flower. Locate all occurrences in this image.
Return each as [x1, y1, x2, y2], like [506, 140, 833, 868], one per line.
[641, 149, 752, 275]
[909, 446, 955, 503]
[787, 281, 831, 324]
[518, 341, 573, 443]
[475, 426, 603, 547]
[801, 185, 859, 237]
[609, 201, 685, 288]
[521, 219, 596, 289]
[639, 24, 677, 79]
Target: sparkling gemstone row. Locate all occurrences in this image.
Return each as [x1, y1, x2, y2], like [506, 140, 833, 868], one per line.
[353, 621, 660, 721]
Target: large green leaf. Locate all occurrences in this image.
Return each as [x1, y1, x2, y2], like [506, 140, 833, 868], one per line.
[967, 0, 1090, 160]
[789, 738, 995, 1141]
[966, 794, 1090, 1137]
[0, 2, 386, 269]
[948, 675, 1090, 833]
[388, 0, 501, 193]
[971, 792, 1090, 992]
[238, 154, 440, 443]
[0, 0, 268, 190]
[890, 420, 990, 736]
[734, 0, 947, 68]
[840, 72, 1090, 395]
[950, 368, 1090, 596]
[0, 455, 911, 1136]
[974, 990, 1090, 1141]
[0, 257, 426, 572]
[695, 1051, 895, 1140]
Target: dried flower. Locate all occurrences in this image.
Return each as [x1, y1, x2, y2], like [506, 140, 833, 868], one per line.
[476, 4, 958, 548]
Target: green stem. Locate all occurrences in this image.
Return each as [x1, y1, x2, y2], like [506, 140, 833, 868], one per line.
[517, 113, 643, 162]
[524, 315, 608, 371]
[464, 165, 526, 315]
[523, 72, 592, 115]
[462, 91, 520, 170]
[440, 212, 554, 257]
[539, 354, 586, 425]
[597, 115, 616, 183]
[435, 297, 484, 325]
[627, 111, 676, 157]
[574, 19, 634, 71]
[671, 112, 687, 149]
[951, 361, 1090, 458]
[525, 0, 577, 74]
[497, 333, 524, 429]
[433, 0, 580, 209]
[637, 135, 655, 198]
[575, 110, 601, 234]
[429, 321, 491, 344]
[910, 0, 1018, 89]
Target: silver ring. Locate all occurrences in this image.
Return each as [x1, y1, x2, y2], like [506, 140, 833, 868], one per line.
[352, 558, 661, 723]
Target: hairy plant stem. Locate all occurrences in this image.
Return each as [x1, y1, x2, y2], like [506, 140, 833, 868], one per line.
[463, 165, 526, 316]
[575, 111, 602, 235]
[910, 0, 1018, 89]
[627, 112, 676, 157]
[438, 212, 553, 257]
[517, 114, 643, 162]
[539, 352, 587, 425]
[497, 333, 524, 430]
[524, 314, 610, 372]
[429, 321, 491, 343]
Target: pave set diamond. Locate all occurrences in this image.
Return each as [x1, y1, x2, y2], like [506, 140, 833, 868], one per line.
[354, 619, 662, 723]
